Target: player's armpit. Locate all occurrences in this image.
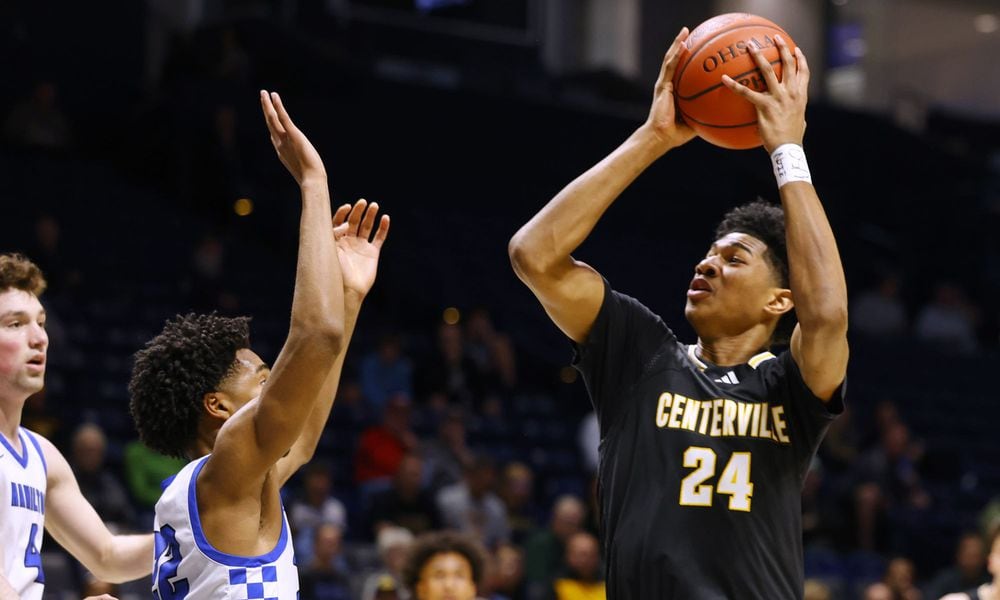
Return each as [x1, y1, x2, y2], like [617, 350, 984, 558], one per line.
[509, 254, 604, 344]
[789, 322, 848, 402]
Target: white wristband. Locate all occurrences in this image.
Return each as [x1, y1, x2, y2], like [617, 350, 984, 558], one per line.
[771, 143, 812, 188]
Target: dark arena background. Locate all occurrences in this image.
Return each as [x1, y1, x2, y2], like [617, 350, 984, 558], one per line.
[1, 0, 999, 598]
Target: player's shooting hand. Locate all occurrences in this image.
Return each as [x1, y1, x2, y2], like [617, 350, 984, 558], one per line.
[260, 90, 327, 186]
[643, 27, 697, 151]
[332, 198, 390, 299]
[721, 35, 809, 153]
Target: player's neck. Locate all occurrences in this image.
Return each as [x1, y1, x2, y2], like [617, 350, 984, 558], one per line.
[0, 395, 25, 442]
[695, 334, 769, 367]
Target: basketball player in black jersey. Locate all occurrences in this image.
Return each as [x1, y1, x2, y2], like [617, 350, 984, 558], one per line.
[508, 27, 848, 599]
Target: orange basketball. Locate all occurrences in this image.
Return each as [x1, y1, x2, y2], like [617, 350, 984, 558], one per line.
[672, 13, 797, 150]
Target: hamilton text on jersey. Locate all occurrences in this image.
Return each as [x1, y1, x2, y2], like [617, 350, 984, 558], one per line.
[654, 392, 791, 444]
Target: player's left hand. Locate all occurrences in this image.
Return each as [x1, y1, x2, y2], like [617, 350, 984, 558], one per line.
[332, 198, 390, 299]
[720, 34, 808, 153]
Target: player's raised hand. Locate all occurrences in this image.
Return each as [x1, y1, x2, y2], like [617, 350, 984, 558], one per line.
[644, 27, 697, 151]
[720, 35, 809, 153]
[260, 90, 327, 185]
[332, 198, 390, 298]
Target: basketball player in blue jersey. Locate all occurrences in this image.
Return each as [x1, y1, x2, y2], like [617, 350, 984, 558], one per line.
[0, 253, 154, 600]
[509, 30, 848, 599]
[127, 90, 390, 599]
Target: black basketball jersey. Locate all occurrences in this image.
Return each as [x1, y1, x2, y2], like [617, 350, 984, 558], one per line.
[574, 282, 844, 600]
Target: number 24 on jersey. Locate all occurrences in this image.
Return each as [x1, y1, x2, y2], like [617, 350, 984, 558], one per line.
[679, 446, 754, 511]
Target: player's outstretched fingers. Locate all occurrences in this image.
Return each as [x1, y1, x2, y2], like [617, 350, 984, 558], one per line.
[270, 92, 297, 133]
[657, 27, 690, 91]
[346, 198, 367, 234]
[260, 90, 285, 137]
[333, 203, 352, 227]
[774, 34, 796, 85]
[794, 47, 810, 92]
[372, 214, 390, 249]
[747, 43, 780, 92]
[360, 202, 379, 241]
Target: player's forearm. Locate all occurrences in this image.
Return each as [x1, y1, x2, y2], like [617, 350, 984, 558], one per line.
[509, 125, 667, 275]
[781, 182, 847, 330]
[289, 178, 345, 343]
[285, 290, 362, 474]
[94, 533, 154, 583]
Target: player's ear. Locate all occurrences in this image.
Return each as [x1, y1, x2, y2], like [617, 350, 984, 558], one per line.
[765, 287, 794, 317]
[203, 391, 237, 420]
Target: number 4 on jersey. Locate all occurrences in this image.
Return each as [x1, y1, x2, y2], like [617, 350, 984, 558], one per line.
[679, 446, 754, 512]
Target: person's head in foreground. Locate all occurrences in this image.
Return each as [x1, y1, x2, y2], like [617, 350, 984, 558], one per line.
[685, 200, 795, 347]
[402, 531, 487, 600]
[128, 312, 263, 459]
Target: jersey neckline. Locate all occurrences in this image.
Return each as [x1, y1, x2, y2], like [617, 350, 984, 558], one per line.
[686, 344, 776, 373]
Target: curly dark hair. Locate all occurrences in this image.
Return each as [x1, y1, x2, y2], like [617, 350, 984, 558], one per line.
[714, 200, 795, 345]
[401, 531, 487, 594]
[0, 253, 46, 296]
[128, 313, 250, 459]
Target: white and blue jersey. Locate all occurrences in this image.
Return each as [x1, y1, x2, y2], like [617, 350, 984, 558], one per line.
[0, 427, 48, 600]
[152, 456, 299, 600]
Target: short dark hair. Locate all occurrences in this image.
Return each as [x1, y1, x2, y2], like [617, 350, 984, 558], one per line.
[128, 313, 250, 459]
[715, 200, 795, 345]
[401, 531, 487, 593]
[0, 253, 46, 296]
[714, 200, 788, 287]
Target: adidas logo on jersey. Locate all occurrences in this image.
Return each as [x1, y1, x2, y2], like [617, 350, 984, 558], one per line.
[714, 371, 740, 384]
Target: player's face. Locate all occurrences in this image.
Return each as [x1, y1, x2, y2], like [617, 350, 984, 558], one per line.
[218, 348, 270, 413]
[0, 289, 48, 399]
[684, 232, 790, 340]
[415, 552, 477, 600]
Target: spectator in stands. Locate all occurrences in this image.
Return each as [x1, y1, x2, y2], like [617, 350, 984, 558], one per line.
[356, 393, 419, 486]
[942, 528, 1000, 600]
[437, 455, 510, 549]
[927, 532, 989, 599]
[464, 307, 517, 391]
[490, 543, 526, 600]
[524, 496, 586, 595]
[3, 81, 72, 149]
[819, 404, 860, 475]
[289, 460, 348, 560]
[299, 522, 352, 600]
[852, 421, 930, 550]
[401, 531, 486, 600]
[499, 461, 539, 545]
[914, 282, 979, 354]
[70, 423, 136, 531]
[368, 453, 443, 537]
[883, 556, 922, 600]
[123, 439, 186, 522]
[361, 333, 414, 417]
[422, 407, 474, 492]
[361, 526, 415, 600]
[289, 460, 348, 533]
[550, 531, 604, 600]
[418, 322, 482, 406]
[851, 274, 908, 338]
